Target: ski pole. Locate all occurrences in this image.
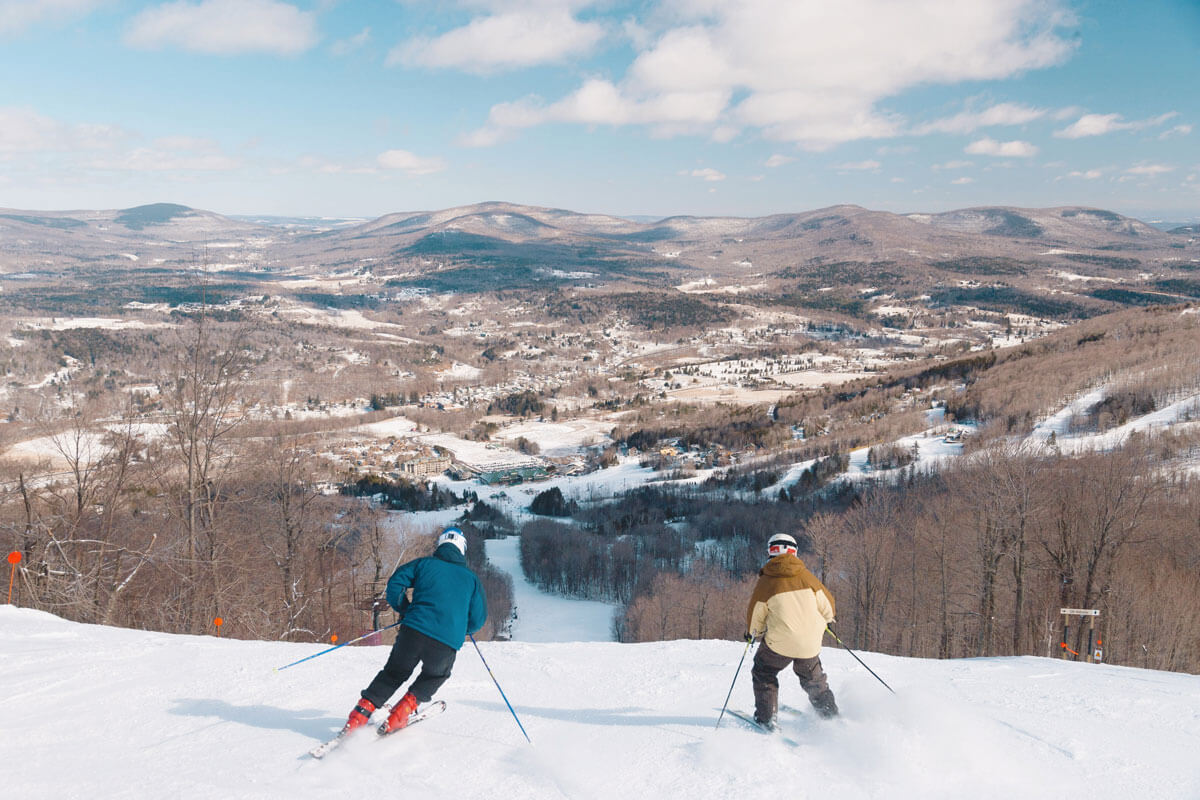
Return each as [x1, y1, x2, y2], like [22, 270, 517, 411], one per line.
[715, 636, 753, 729]
[469, 633, 532, 744]
[826, 626, 895, 694]
[274, 621, 402, 672]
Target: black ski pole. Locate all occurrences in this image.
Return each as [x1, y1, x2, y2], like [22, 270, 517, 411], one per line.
[469, 633, 532, 744]
[715, 637, 753, 729]
[826, 626, 895, 694]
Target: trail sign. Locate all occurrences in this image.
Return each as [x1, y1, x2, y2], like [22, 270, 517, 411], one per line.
[1060, 608, 1100, 616]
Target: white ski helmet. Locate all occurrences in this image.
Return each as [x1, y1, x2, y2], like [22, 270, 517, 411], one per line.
[438, 526, 467, 555]
[767, 532, 798, 557]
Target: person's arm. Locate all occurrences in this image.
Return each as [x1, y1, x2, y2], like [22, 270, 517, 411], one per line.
[746, 577, 769, 638]
[466, 576, 488, 635]
[385, 559, 419, 613]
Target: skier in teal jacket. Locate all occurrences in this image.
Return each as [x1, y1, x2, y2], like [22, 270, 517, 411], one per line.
[342, 526, 487, 735]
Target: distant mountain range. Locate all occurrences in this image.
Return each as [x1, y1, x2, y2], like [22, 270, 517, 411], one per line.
[1, 200, 1196, 322]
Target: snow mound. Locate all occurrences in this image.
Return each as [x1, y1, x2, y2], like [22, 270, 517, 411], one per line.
[2, 605, 1198, 799]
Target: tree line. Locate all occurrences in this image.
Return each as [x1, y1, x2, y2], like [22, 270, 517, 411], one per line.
[0, 319, 513, 644]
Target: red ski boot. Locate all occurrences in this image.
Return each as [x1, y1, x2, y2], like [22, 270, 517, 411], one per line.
[342, 698, 377, 734]
[379, 692, 418, 735]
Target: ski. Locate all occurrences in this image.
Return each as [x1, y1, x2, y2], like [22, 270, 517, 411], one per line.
[308, 701, 446, 759]
[724, 708, 802, 747]
[376, 700, 446, 739]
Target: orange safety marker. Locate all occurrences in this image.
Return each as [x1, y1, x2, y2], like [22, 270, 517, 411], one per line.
[214, 616, 224, 637]
[1060, 642, 1079, 656]
[331, 634, 338, 644]
[6, 551, 20, 605]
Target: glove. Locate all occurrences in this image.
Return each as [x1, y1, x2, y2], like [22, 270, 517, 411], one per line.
[743, 631, 755, 644]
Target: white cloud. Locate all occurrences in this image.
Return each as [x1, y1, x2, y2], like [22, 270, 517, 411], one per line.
[1125, 163, 1173, 176]
[1160, 124, 1192, 140]
[965, 137, 1038, 157]
[461, 77, 731, 146]
[465, 0, 1076, 148]
[933, 160, 974, 170]
[1067, 169, 1104, 179]
[0, 106, 127, 153]
[951, 176, 974, 184]
[125, 0, 317, 55]
[331, 26, 369, 56]
[765, 154, 794, 167]
[86, 147, 241, 171]
[376, 149, 446, 175]
[914, 102, 1046, 135]
[835, 160, 881, 171]
[682, 167, 726, 182]
[0, 0, 100, 35]
[391, 5, 605, 72]
[1054, 111, 1178, 138]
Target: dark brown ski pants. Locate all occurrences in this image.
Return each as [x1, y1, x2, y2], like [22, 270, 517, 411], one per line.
[752, 642, 838, 722]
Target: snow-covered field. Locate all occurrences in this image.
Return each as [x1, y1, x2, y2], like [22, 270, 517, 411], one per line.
[2, 605, 1198, 799]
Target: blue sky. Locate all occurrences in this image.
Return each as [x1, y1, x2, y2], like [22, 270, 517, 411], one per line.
[1, 0, 1197, 220]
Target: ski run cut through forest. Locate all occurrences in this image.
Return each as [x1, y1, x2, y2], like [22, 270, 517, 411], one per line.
[3, 602, 1199, 800]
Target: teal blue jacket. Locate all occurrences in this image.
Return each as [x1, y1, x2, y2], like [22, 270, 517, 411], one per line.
[385, 543, 487, 650]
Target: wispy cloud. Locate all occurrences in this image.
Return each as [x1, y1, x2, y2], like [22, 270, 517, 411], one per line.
[682, 168, 726, 182]
[0, 106, 128, 153]
[0, 0, 101, 36]
[463, 0, 1076, 148]
[125, 0, 318, 55]
[965, 137, 1038, 157]
[1124, 163, 1173, 176]
[376, 149, 446, 175]
[1159, 124, 1192, 140]
[1067, 169, 1104, 179]
[933, 160, 973, 170]
[331, 26, 369, 56]
[390, 3, 605, 73]
[951, 176, 974, 184]
[765, 154, 794, 167]
[86, 147, 241, 172]
[1053, 111, 1177, 138]
[914, 102, 1046, 135]
[835, 160, 881, 171]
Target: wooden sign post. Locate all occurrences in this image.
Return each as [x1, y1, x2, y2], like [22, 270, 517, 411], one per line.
[1060, 608, 1100, 663]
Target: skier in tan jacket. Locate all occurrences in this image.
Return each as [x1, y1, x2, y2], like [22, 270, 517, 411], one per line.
[745, 532, 838, 727]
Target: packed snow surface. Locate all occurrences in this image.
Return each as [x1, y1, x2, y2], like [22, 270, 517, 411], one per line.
[2, 605, 1198, 799]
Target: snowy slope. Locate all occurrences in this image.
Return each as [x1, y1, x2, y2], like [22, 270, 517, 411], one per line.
[484, 536, 618, 643]
[2, 605, 1198, 800]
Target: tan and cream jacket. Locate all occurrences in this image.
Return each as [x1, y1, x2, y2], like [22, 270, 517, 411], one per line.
[746, 553, 836, 660]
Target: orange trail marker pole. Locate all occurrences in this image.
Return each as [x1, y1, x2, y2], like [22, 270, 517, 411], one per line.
[214, 617, 223, 637]
[7, 551, 20, 605]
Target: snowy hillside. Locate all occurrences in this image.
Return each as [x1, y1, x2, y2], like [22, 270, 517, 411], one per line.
[2, 605, 1198, 799]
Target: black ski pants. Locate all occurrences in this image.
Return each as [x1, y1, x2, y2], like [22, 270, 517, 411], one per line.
[361, 625, 458, 707]
[752, 641, 838, 721]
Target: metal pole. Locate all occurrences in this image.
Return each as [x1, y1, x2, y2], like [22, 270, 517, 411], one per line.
[469, 633, 532, 744]
[274, 621, 402, 672]
[715, 638, 753, 729]
[826, 626, 896, 695]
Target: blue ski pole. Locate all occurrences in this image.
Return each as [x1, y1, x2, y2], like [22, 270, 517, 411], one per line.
[469, 633, 532, 744]
[274, 621, 402, 672]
